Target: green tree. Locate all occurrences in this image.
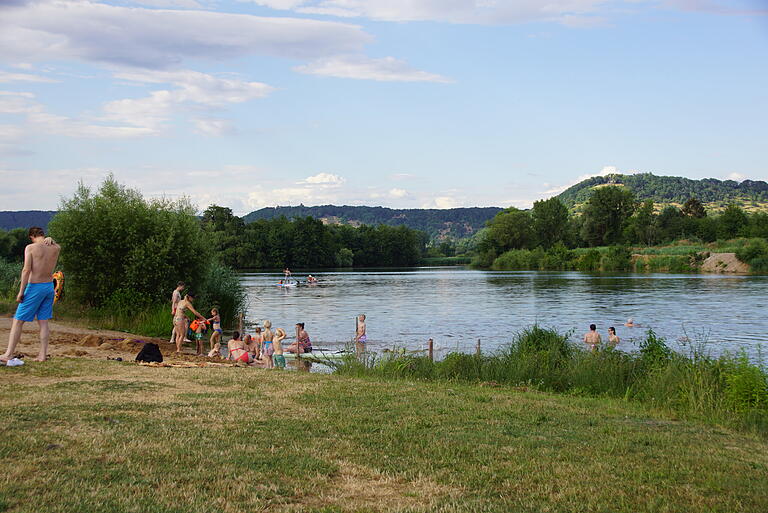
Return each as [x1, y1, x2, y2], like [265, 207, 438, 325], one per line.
[580, 186, 636, 246]
[48, 176, 210, 306]
[625, 200, 658, 246]
[719, 205, 748, 239]
[531, 197, 569, 248]
[681, 197, 707, 218]
[486, 208, 533, 252]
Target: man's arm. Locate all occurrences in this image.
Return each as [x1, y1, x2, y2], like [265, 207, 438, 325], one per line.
[17, 246, 33, 302]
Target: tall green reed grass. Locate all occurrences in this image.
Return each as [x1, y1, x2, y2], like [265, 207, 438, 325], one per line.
[333, 325, 768, 435]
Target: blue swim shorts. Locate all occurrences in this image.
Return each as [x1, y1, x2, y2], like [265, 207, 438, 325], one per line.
[14, 282, 55, 322]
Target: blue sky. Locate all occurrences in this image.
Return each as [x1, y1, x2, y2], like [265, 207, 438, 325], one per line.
[1, 0, 766, 214]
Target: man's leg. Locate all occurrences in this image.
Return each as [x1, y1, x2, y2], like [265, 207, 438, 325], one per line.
[37, 319, 50, 362]
[1, 318, 26, 362]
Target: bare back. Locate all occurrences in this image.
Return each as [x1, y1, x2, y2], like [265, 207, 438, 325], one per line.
[26, 242, 60, 283]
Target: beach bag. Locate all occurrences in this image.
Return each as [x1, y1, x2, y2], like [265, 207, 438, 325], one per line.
[135, 342, 163, 363]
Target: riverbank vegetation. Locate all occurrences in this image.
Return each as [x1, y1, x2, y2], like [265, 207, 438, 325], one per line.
[1, 357, 766, 512]
[335, 326, 768, 437]
[473, 187, 768, 272]
[203, 205, 424, 269]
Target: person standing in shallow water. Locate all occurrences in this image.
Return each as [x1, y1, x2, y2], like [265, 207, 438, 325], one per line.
[1, 227, 60, 363]
[583, 324, 601, 352]
[607, 327, 620, 348]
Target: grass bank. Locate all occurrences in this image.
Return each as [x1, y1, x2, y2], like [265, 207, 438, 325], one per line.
[1, 358, 767, 512]
[334, 327, 768, 438]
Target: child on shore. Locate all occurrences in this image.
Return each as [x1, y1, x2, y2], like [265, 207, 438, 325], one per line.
[190, 318, 207, 356]
[207, 308, 222, 353]
[262, 320, 274, 368]
[207, 342, 221, 358]
[273, 328, 286, 369]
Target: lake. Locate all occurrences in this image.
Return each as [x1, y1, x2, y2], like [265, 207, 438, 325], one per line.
[240, 268, 767, 360]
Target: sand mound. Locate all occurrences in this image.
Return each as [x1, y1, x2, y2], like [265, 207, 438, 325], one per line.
[700, 252, 750, 274]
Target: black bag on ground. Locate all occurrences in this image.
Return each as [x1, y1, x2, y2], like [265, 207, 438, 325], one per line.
[135, 342, 163, 363]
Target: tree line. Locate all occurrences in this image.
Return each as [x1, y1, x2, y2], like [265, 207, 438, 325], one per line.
[203, 205, 424, 269]
[475, 186, 768, 267]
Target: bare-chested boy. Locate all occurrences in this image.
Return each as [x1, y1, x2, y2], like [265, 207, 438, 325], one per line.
[583, 324, 601, 352]
[355, 314, 367, 357]
[1, 227, 60, 363]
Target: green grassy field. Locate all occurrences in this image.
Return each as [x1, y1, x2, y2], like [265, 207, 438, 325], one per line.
[1, 358, 767, 512]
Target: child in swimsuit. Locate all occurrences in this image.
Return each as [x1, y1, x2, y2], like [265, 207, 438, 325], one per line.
[273, 328, 286, 369]
[262, 320, 274, 368]
[207, 308, 222, 353]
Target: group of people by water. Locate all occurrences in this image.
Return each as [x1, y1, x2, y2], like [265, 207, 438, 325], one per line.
[582, 319, 639, 352]
[168, 279, 370, 366]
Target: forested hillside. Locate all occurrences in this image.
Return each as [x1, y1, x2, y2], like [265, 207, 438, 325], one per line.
[556, 173, 768, 211]
[243, 205, 502, 240]
[0, 211, 56, 231]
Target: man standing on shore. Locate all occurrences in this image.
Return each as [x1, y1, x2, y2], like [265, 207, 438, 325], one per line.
[1, 227, 60, 363]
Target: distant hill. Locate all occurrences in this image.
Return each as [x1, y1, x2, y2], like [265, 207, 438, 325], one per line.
[243, 205, 503, 239]
[0, 211, 57, 231]
[556, 173, 768, 212]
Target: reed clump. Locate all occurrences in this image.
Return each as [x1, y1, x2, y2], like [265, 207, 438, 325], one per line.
[335, 326, 768, 435]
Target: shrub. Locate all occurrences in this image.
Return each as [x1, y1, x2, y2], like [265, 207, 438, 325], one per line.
[722, 352, 768, 413]
[577, 249, 602, 271]
[48, 176, 211, 306]
[197, 261, 247, 327]
[0, 259, 22, 298]
[601, 245, 632, 271]
[639, 329, 672, 369]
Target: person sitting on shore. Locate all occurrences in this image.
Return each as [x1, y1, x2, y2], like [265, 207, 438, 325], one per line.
[286, 322, 312, 354]
[273, 328, 286, 369]
[607, 327, 620, 348]
[583, 324, 601, 352]
[252, 327, 263, 359]
[244, 334, 260, 360]
[227, 331, 250, 363]
[207, 342, 221, 358]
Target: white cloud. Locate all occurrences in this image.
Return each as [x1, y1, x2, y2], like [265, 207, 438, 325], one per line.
[0, 89, 158, 138]
[0, 70, 58, 83]
[0, 0, 372, 69]
[295, 56, 452, 83]
[388, 188, 408, 198]
[193, 118, 235, 136]
[298, 172, 346, 185]
[666, 0, 768, 16]
[248, 0, 616, 26]
[126, 0, 204, 7]
[101, 69, 274, 134]
[726, 172, 746, 181]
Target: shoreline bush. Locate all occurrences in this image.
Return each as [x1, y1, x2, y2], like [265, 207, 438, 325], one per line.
[334, 326, 768, 436]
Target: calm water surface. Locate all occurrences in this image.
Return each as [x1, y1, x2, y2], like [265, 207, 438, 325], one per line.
[240, 268, 767, 359]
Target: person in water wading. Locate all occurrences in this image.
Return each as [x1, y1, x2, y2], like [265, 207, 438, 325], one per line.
[1, 227, 60, 363]
[583, 324, 601, 352]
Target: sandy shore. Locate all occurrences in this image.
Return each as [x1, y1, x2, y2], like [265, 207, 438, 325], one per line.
[0, 315, 220, 363]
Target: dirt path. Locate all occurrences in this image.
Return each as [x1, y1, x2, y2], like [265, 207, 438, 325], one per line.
[0, 316, 217, 362]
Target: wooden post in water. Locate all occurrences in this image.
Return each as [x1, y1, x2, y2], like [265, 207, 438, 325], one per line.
[238, 312, 243, 334]
[428, 338, 434, 362]
[476, 339, 481, 356]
